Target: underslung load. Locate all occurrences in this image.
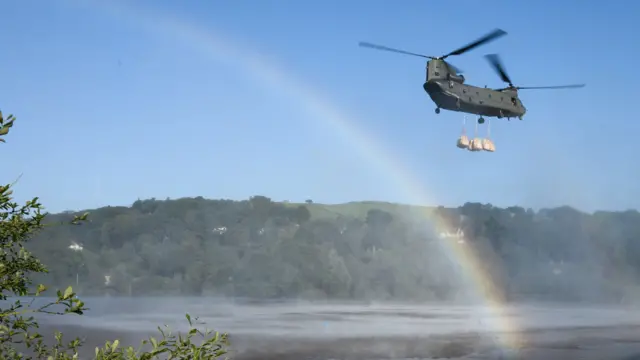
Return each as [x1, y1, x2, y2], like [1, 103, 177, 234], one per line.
[482, 138, 495, 152]
[481, 118, 495, 152]
[457, 135, 470, 148]
[457, 116, 472, 149]
[469, 138, 484, 151]
[456, 116, 495, 152]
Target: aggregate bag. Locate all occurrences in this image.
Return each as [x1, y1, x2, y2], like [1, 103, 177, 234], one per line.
[482, 138, 495, 152]
[457, 135, 470, 149]
[470, 138, 484, 151]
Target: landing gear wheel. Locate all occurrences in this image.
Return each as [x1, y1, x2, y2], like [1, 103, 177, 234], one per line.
[518, 115, 523, 120]
[435, 108, 441, 114]
[478, 117, 485, 124]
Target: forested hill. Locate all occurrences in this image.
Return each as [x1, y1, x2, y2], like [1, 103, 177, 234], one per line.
[29, 196, 640, 303]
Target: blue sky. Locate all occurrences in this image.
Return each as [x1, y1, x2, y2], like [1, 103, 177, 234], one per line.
[1, 0, 638, 213]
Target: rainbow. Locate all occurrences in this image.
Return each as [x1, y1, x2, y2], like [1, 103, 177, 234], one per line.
[82, 0, 523, 351]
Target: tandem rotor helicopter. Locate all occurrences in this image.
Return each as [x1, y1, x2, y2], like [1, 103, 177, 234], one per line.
[358, 29, 585, 152]
[359, 29, 586, 124]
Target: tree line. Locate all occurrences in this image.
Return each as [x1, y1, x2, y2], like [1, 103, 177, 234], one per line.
[29, 196, 640, 303]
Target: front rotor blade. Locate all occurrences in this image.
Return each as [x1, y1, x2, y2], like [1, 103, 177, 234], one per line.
[358, 42, 435, 59]
[442, 29, 507, 59]
[516, 84, 586, 90]
[485, 54, 513, 86]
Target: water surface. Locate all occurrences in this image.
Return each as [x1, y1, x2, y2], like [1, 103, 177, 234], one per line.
[35, 298, 640, 359]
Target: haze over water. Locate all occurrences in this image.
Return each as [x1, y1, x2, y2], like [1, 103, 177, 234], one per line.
[37, 298, 640, 360]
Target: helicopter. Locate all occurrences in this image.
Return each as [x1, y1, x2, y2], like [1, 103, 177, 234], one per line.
[359, 29, 585, 124]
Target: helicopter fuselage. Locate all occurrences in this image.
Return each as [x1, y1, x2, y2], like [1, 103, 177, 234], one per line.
[423, 59, 526, 119]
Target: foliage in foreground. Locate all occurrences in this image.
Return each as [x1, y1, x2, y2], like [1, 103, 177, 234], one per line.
[0, 110, 230, 359]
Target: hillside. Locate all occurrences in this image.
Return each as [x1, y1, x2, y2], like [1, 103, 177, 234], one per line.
[283, 200, 433, 220]
[29, 196, 640, 303]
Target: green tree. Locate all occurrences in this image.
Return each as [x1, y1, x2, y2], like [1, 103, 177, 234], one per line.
[249, 195, 272, 225]
[0, 111, 230, 359]
[293, 205, 311, 225]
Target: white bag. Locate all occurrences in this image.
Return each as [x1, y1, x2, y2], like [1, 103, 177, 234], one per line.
[469, 138, 483, 151]
[457, 135, 470, 149]
[482, 138, 495, 152]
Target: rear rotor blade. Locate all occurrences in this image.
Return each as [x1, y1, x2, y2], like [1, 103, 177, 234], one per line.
[485, 54, 513, 86]
[516, 84, 586, 90]
[442, 29, 507, 59]
[358, 42, 435, 59]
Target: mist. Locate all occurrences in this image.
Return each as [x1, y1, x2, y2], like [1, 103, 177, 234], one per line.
[30, 297, 640, 360]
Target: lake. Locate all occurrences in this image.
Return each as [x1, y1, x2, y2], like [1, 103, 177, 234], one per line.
[31, 297, 640, 359]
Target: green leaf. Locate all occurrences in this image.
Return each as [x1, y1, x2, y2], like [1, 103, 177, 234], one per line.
[63, 286, 73, 299]
[36, 284, 47, 295]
